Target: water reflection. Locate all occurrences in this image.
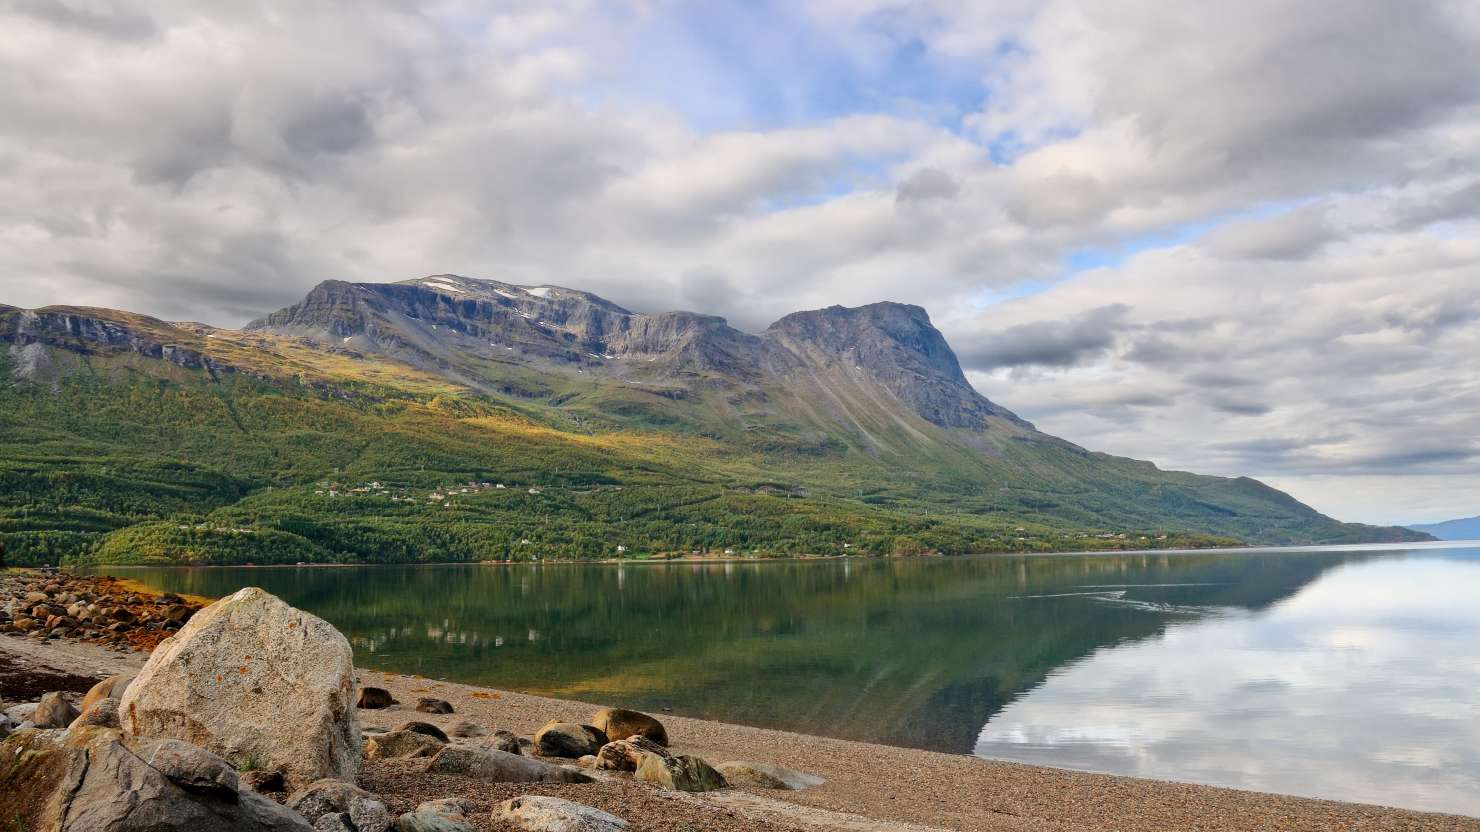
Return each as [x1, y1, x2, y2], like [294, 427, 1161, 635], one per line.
[975, 549, 1480, 816]
[97, 544, 1480, 815]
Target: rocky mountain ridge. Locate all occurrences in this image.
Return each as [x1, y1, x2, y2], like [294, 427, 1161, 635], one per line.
[0, 277, 1432, 556]
[243, 275, 1028, 433]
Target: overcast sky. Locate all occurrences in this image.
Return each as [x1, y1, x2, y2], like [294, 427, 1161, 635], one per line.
[2, 1, 1477, 525]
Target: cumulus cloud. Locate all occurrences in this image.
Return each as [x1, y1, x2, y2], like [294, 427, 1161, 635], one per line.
[1, 0, 1478, 522]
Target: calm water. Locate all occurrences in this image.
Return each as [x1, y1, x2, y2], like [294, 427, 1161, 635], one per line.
[98, 543, 1480, 816]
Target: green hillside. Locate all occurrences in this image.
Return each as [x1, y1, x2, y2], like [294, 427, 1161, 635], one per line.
[0, 290, 1426, 566]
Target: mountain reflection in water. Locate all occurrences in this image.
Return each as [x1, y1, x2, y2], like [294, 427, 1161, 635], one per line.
[100, 543, 1480, 815]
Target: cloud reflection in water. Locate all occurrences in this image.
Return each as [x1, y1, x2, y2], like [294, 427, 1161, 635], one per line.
[976, 553, 1480, 816]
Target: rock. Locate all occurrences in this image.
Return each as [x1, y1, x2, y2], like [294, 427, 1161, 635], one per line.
[119, 587, 361, 791]
[314, 813, 355, 832]
[595, 736, 669, 772]
[356, 688, 398, 710]
[164, 604, 196, 623]
[484, 729, 523, 755]
[0, 726, 313, 831]
[424, 747, 592, 783]
[83, 673, 136, 711]
[392, 799, 476, 832]
[533, 721, 606, 758]
[3, 702, 37, 723]
[588, 708, 667, 746]
[576, 755, 597, 768]
[634, 753, 728, 792]
[72, 696, 121, 729]
[391, 721, 449, 743]
[714, 761, 824, 790]
[416, 799, 474, 818]
[242, 769, 288, 793]
[447, 721, 485, 738]
[34, 691, 80, 728]
[493, 795, 628, 832]
[132, 737, 242, 800]
[392, 812, 471, 832]
[286, 779, 391, 832]
[364, 730, 445, 760]
[414, 698, 453, 715]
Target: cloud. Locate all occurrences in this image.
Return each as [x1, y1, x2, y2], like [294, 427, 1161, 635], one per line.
[1206, 397, 1273, 417]
[1200, 206, 1335, 261]
[894, 167, 959, 205]
[956, 304, 1131, 371]
[1, 0, 1478, 522]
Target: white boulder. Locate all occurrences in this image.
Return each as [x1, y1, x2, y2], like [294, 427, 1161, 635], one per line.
[120, 587, 360, 791]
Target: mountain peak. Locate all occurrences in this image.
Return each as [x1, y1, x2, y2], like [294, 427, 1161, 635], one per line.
[763, 300, 1024, 430]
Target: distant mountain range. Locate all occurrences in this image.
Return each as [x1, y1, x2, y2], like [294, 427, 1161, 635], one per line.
[0, 275, 1429, 566]
[1405, 516, 1480, 541]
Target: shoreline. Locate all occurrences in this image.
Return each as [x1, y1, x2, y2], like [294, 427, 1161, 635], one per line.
[2, 634, 1475, 830]
[68, 537, 1479, 571]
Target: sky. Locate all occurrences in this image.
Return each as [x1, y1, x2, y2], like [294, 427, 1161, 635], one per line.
[1, 0, 1477, 525]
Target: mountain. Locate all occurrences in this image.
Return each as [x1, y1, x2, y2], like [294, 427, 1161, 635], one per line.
[0, 275, 1429, 566]
[1406, 515, 1480, 540]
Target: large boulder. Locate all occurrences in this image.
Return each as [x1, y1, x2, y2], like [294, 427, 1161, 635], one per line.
[34, 692, 80, 729]
[364, 730, 445, 760]
[0, 726, 313, 831]
[493, 795, 628, 832]
[285, 779, 391, 832]
[588, 708, 667, 746]
[119, 587, 361, 791]
[424, 746, 592, 783]
[83, 673, 136, 712]
[594, 736, 668, 772]
[532, 721, 606, 758]
[634, 753, 728, 792]
[714, 761, 824, 790]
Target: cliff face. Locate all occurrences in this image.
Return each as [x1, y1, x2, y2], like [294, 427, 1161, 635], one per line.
[763, 303, 1031, 431]
[0, 306, 221, 372]
[245, 275, 1027, 431]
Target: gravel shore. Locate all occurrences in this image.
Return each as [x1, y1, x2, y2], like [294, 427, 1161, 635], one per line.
[3, 633, 1475, 832]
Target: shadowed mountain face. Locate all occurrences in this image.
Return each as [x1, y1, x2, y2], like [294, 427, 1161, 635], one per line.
[0, 275, 1428, 567]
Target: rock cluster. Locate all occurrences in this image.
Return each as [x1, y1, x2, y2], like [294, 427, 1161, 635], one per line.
[1, 568, 204, 648]
[0, 572, 203, 652]
[0, 585, 364, 830]
[0, 725, 313, 831]
[1, 577, 820, 832]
